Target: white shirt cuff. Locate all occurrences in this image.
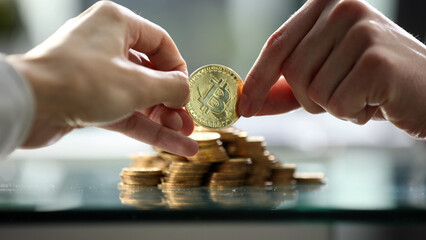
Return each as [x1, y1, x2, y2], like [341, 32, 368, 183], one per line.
[0, 54, 35, 160]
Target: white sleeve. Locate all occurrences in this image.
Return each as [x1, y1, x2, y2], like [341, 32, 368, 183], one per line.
[0, 54, 35, 160]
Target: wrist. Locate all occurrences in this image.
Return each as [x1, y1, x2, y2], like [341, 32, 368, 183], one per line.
[5, 54, 65, 125]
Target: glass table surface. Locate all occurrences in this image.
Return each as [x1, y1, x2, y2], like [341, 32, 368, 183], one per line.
[1, 146, 425, 223]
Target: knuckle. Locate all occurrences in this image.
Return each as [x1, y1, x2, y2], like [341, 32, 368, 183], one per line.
[92, 1, 124, 22]
[307, 84, 325, 106]
[64, 17, 76, 26]
[329, 0, 370, 24]
[359, 47, 394, 100]
[147, 105, 165, 123]
[328, 97, 347, 118]
[160, 27, 171, 39]
[123, 113, 139, 134]
[265, 28, 286, 50]
[151, 126, 164, 146]
[359, 46, 392, 73]
[245, 71, 258, 84]
[349, 20, 382, 46]
[93, 0, 117, 10]
[282, 58, 299, 84]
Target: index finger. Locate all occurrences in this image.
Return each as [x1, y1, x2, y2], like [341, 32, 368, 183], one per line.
[123, 7, 187, 74]
[104, 111, 198, 157]
[239, 0, 333, 117]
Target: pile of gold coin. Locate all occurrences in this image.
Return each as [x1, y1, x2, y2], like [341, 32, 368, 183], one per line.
[129, 154, 168, 170]
[121, 126, 327, 189]
[187, 132, 229, 163]
[120, 126, 326, 191]
[120, 126, 325, 189]
[153, 147, 187, 163]
[194, 126, 238, 147]
[161, 162, 210, 189]
[230, 135, 266, 158]
[270, 164, 297, 186]
[119, 167, 163, 188]
[207, 158, 251, 188]
[226, 133, 275, 186]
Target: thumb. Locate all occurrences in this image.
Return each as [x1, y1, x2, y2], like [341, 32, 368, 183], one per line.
[131, 66, 190, 110]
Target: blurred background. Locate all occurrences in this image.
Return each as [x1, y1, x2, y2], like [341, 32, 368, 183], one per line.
[1, 0, 425, 160]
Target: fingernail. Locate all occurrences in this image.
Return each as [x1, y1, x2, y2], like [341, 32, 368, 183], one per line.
[239, 94, 252, 117]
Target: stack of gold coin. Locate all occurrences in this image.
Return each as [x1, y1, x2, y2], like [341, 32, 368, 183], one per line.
[161, 162, 211, 189]
[227, 135, 273, 186]
[216, 127, 240, 142]
[187, 132, 229, 163]
[153, 147, 187, 163]
[234, 136, 267, 158]
[129, 153, 169, 171]
[267, 154, 281, 169]
[244, 137, 272, 186]
[226, 131, 248, 157]
[294, 172, 325, 184]
[207, 158, 251, 188]
[244, 156, 272, 186]
[119, 167, 163, 188]
[123, 127, 327, 191]
[270, 164, 296, 185]
[119, 187, 165, 210]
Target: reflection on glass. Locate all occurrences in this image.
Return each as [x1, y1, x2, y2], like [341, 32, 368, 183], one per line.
[120, 187, 165, 210]
[118, 184, 327, 210]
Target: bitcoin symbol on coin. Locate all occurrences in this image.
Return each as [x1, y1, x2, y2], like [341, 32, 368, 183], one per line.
[198, 77, 230, 114]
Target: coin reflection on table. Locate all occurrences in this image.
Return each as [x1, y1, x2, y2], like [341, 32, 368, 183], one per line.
[118, 184, 327, 210]
[119, 187, 165, 210]
[161, 187, 210, 209]
[209, 187, 249, 208]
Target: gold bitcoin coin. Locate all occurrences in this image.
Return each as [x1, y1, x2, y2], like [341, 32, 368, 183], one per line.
[186, 64, 243, 129]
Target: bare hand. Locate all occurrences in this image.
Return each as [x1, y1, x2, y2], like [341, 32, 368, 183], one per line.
[239, 0, 426, 139]
[7, 1, 198, 156]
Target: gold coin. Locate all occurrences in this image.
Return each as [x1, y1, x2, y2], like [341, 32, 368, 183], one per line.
[157, 152, 187, 162]
[294, 172, 325, 184]
[118, 182, 156, 190]
[121, 167, 163, 176]
[186, 64, 243, 129]
[128, 153, 162, 162]
[189, 132, 221, 142]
